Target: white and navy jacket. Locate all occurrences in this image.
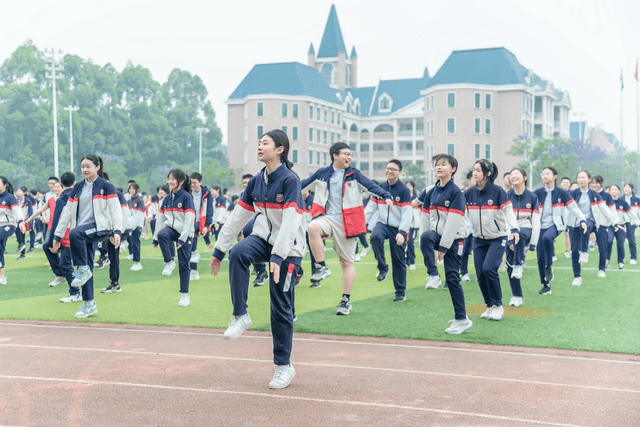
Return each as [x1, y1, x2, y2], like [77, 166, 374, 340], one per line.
[365, 179, 413, 238]
[127, 194, 145, 230]
[533, 186, 585, 232]
[0, 191, 24, 228]
[624, 194, 640, 224]
[193, 186, 214, 235]
[214, 163, 306, 266]
[613, 197, 640, 226]
[301, 165, 392, 238]
[464, 182, 518, 240]
[147, 195, 159, 219]
[54, 177, 124, 241]
[116, 190, 130, 232]
[597, 190, 618, 227]
[417, 179, 468, 252]
[410, 195, 421, 230]
[152, 188, 195, 246]
[566, 188, 617, 229]
[213, 195, 228, 225]
[507, 187, 541, 249]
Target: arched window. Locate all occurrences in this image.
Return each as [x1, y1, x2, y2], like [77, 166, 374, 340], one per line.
[374, 124, 394, 133]
[320, 63, 334, 85]
[380, 98, 389, 110]
[350, 123, 358, 132]
[361, 128, 369, 134]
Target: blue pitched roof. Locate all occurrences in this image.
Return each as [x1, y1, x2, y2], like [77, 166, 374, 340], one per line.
[427, 47, 529, 87]
[350, 46, 357, 58]
[570, 121, 587, 141]
[228, 62, 342, 104]
[371, 76, 430, 115]
[308, 43, 315, 55]
[317, 5, 347, 59]
[346, 87, 375, 116]
[532, 74, 548, 90]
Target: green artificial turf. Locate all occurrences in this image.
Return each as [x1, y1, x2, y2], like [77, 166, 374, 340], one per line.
[1, 237, 639, 355]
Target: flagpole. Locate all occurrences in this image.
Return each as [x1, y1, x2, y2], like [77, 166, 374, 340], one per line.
[636, 58, 639, 188]
[621, 68, 624, 185]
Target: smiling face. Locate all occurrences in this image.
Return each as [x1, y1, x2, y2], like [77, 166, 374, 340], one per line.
[385, 162, 401, 184]
[190, 178, 202, 193]
[509, 169, 526, 187]
[81, 158, 99, 181]
[590, 179, 602, 191]
[166, 174, 180, 193]
[624, 184, 633, 197]
[560, 178, 571, 190]
[540, 168, 556, 186]
[52, 182, 63, 197]
[332, 148, 352, 170]
[434, 158, 455, 182]
[577, 172, 590, 189]
[610, 185, 620, 198]
[472, 162, 488, 184]
[257, 134, 283, 164]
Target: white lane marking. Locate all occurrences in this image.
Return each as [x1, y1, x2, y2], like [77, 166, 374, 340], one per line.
[0, 338, 11, 342]
[1, 321, 638, 366]
[0, 374, 588, 427]
[1, 343, 637, 395]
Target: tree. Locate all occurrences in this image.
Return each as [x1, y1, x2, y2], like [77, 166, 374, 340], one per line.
[403, 163, 426, 191]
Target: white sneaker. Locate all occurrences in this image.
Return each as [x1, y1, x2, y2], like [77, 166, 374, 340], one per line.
[408, 264, 416, 271]
[578, 252, 589, 264]
[488, 305, 504, 321]
[511, 265, 523, 279]
[178, 293, 190, 307]
[445, 317, 473, 335]
[564, 251, 571, 259]
[0, 277, 7, 285]
[162, 261, 176, 276]
[223, 313, 252, 339]
[190, 270, 200, 281]
[480, 306, 493, 319]
[269, 364, 295, 389]
[360, 247, 370, 257]
[619, 262, 625, 270]
[461, 273, 470, 282]
[572, 277, 582, 286]
[425, 275, 442, 289]
[509, 296, 523, 307]
[125, 254, 134, 261]
[630, 259, 637, 265]
[60, 294, 82, 303]
[598, 270, 606, 278]
[552, 256, 558, 262]
[48, 276, 65, 287]
[190, 251, 200, 264]
[437, 259, 444, 265]
[354, 254, 361, 262]
[130, 262, 143, 271]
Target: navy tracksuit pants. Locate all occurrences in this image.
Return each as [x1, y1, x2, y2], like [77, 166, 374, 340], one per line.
[68, 222, 110, 302]
[605, 226, 615, 263]
[420, 231, 466, 319]
[16, 228, 26, 257]
[537, 225, 559, 286]
[43, 242, 77, 296]
[0, 226, 16, 268]
[613, 227, 627, 264]
[242, 217, 266, 274]
[371, 223, 407, 298]
[473, 237, 506, 308]
[157, 227, 192, 293]
[228, 235, 298, 366]
[108, 238, 121, 285]
[569, 219, 595, 278]
[405, 228, 419, 266]
[506, 227, 532, 298]
[128, 227, 142, 262]
[627, 223, 637, 261]
[190, 224, 200, 272]
[459, 235, 473, 276]
[595, 226, 611, 270]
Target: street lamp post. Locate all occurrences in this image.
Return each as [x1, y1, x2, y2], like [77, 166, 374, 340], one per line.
[64, 106, 79, 174]
[196, 127, 209, 174]
[45, 48, 63, 178]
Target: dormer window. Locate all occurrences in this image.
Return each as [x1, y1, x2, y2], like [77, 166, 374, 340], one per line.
[378, 93, 392, 112]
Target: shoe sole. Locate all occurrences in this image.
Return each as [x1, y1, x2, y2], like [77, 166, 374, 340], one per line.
[74, 309, 97, 318]
[309, 283, 321, 288]
[336, 309, 351, 315]
[310, 271, 331, 281]
[223, 322, 253, 339]
[445, 321, 473, 334]
[71, 271, 93, 288]
[269, 370, 295, 389]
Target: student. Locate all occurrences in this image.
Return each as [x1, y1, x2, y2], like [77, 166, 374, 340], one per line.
[418, 154, 471, 334]
[210, 129, 305, 389]
[302, 142, 393, 313]
[27, 181, 63, 285]
[464, 160, 519, 321]
[590, 175, 617, 277]
[51, 155, 123, 319]
[189, 173, 213, 281]
[533, 167, 586, 295]
[365, 159, 413, 302]
[101, 174, 129, 294]
[356, 191, 372, 259]
[127, 183, 145, 271]
[459, 170, 476, 282]
[239, 174, 269, 287]
[152, 170, 195, 306]
[211, 186, 227, 240]
[14, 186, 33, 261]
[405, 180, 420, 271]
[0, 177, 26, 285]
[623, 183, 640, 264]
[560, 176, 572, 259]
[610, 184, 639, 270]
[299, 189, 316, 285]
[505, 168, 540, 306]
[566, 170, 617, 285]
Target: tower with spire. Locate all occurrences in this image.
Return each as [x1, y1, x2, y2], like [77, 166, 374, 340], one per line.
[307, 4, 357, 90]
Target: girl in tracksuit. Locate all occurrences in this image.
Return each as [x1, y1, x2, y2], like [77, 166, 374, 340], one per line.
[101, 184, 129, 294]
[127, 182, 145, 271]
[52, 154, 124, 319]
[15, 186, 33, 261]
[623, 183, 640, 264]
[589, 175, 617, 277]
[418, 154, 472, 334]
[152, 169, 195, 307]
[533, 167, 586, 295]
[506, 168, 540, 307]
[566, 171, 618, 285]
[0, 176, 26, 285]
[464, 160, 519, 321]
[405, 181, 420, 270]
[609, 184, 639, 270]
[212, 186, 228, 240]
[210, 129, 305, 390]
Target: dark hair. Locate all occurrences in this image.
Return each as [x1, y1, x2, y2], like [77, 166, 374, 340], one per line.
[510, 167, 528, 181]
[129, 182, 140, 194]
[127, 179, 136, 184]
[561, 177, 571, 182]
[232, 195, 239, 202]
[60, 172, 75, 187]
[405, 180, 417, 196]
[241, 174, 253, 180]
[212, 185, 221, 193]
[577, 170, 591, 180]
[388, 159, 403, 171]
[48, 176, 59, 182]
[610, 184, 621, 191]
[543, 166, 558, 184]
[81, 154, 105, 178]
[466, 170, 473, 180]
[168, 169, 190, 192]
[503, 172, 511, 178]
[102, 172, 110, 181]
[0, 176, 14, 195]
[592, 175, 604, 185]
[263, 129, 293, 169]
[474, 159, 498, 183]
[330, 142, 350, 161]
[116, 187, 124, 193]
[431, 154, 458, 177]
[18, 186, 27, 194]
[190, 172, 203, 181]
[159, 185, 169, 194]
[624, 183, 635, 193]
[223, 188, 228, 195]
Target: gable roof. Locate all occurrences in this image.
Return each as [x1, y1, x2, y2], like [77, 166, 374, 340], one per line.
[345, 74, 430, 117]
[346, 87, 375, 115]
[228, 62, 342, 104]
[317, 5, 348, 59]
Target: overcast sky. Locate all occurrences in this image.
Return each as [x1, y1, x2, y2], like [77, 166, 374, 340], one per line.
[2, 0, 639, 150]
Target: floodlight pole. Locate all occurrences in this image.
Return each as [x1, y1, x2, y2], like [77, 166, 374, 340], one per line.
[64, 106, 79, 174]
[196, 127, 209, 173]
[45, 48, 64, 178]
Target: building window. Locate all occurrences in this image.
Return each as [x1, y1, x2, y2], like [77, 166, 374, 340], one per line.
[331, 132, 335, 144]
[360, 162, 370, 171]
[331, 111, 335, 124]
[485, 118, 492, 135]
[309, 105, 313, 119]
[308, 150, 313, 165]
[474, 93, 481, 109]
[323, 131, 328, 144]
[323, 152, 328, 166]
[309, 127, 313, 142]
[292, 149, 298, 164]
[257, 102, 264, 117]
[292, 103, 298, 118]
[317, 129, 321, 143]
[292, 127, 298, 141]
[282, 126, 287, 135]
[380, 97, 390, 111]
[281, 103, 288, 117]
[337, 113, 341, 125]
[447, 92, 455, 108]
[474, 143, 480, 159]
[447, 143, 455, 156]
[485, 94, 492, 110]
[257, 125, 263, 139]
[316, 151, 320, 165]
[485, 144, 491, 159]
[474, 118, 481, 134]
[324, 109, 328, 123]
[373, 162, 387, 171]
[317, 107, 320, 120]
[360, 143, 370, 152]
[447, 118, 455, 134]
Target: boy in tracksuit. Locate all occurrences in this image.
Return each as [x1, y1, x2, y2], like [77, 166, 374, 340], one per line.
[127, 183, 145, 270]
[364, 159, 413, 302]
[302, 142, 393, 314]
[212, 186, 227, 240]
[102, 182, 129, 293]
[189, 173, 213, 281]
[15, 186, 33, 260]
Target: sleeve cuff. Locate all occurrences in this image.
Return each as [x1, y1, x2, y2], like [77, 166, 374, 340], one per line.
[152, 240, 158, 246]
[437, 244, 450, 253]
[213, 248, 226, 261]
[510, 228, 519, 234]
[529, 245, 536, 251]
[270, 254, 283, 266]
[113, 230, 122, 237]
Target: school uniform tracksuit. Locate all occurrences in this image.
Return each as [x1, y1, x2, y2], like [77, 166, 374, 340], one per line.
[465, 182, 518, 308]
[127, 195, 145, 263]
[506, 188, 540, 297]
[214, 163, 306, 366]
[625, 195, 640, 261]
[611, 198, 638, 265]
[16, 197, 33, 257]
[0, 191, 24, 269]
[406, 195, 420, 266]
[190, 187, 213, 273]
[418, 179, 469, 319]
[365, 180, 412, 299]
[44, 188, 76, 295]
[106, 191, 129, 286]
[213, 195, 228, 240]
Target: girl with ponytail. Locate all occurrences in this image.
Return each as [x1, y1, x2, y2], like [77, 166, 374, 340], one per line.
[0, 176, 26, 285]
